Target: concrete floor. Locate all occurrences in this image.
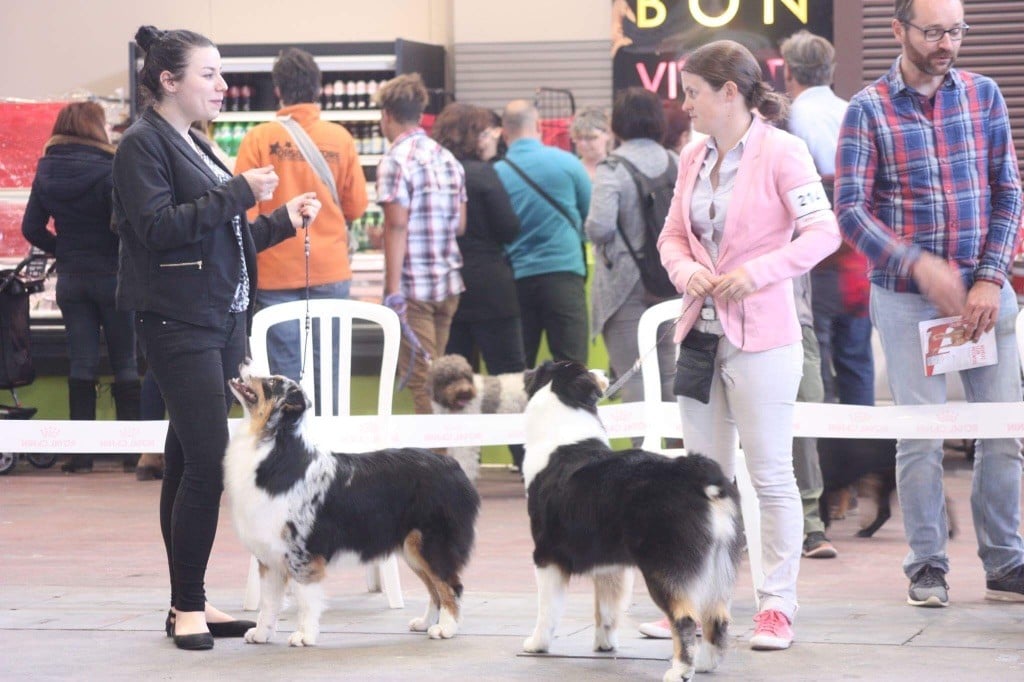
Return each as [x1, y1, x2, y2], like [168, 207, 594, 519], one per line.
[2, 453, 1023, 681]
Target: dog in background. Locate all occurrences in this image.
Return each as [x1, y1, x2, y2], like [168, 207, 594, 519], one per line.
[818, 437, 957, 539]
[522, 360, 742, 681]
[225, 366, 480, 646]
[428, 353, 529, 481]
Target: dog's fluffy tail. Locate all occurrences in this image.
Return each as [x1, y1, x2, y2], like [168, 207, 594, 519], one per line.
[672, 452, 737, 501]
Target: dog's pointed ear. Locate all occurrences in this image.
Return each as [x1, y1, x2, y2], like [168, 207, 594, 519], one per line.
[281, 381, 310, 418]
[524, 361, 555, 398]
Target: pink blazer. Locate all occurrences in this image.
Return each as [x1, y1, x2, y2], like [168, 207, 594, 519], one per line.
[657, 116, 841, 351]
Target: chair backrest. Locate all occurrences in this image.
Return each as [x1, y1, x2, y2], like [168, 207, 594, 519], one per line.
[637, 297, 682, 450]
[248, 299, 400, 418]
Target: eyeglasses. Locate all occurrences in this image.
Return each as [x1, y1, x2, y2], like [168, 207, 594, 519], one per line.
[902, 21, 970, 42]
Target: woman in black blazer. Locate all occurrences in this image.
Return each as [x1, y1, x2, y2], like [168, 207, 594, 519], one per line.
[114, 26, 320, 650]
[430, 103, 524, 374]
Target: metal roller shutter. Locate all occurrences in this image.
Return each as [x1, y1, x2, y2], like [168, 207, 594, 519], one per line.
[858, 0, 1024, 175]
[454, 40, 612, 113]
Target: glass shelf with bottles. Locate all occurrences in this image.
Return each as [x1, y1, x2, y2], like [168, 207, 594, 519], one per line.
[211, 120, 387, 165]
[349, 205, 384, 253]
[216, 76, 388, 119]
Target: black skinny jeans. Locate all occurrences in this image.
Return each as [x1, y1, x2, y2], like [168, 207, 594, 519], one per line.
[136, 310, 246, 612]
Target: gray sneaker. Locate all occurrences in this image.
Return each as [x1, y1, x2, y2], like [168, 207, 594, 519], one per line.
[985, 564, 1024, 602]
[907, 565, 949, 607]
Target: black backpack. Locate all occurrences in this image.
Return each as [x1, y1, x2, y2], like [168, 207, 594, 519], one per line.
[607, 152, 678, 299]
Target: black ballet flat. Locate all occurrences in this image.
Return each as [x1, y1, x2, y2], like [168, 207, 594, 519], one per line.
[174, 632, 214, 650]
[165, 609, 174, 637]
[207, 619, 256, 638]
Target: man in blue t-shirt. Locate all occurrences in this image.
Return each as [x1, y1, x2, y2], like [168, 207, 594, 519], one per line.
[495, 100, 592, 366]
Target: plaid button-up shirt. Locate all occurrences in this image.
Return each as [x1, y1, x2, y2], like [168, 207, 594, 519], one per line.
[835, 58, 1023, 292]
[377, 128, 466, 301]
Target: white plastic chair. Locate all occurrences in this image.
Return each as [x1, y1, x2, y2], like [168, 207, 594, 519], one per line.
[242, 298, 404, 610]
[637, 299, 764, 603]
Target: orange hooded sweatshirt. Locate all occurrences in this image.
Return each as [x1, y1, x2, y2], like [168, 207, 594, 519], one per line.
[235, 103, 368, 289]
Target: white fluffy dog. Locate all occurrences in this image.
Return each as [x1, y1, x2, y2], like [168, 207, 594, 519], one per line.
[427, 354, 528, 482]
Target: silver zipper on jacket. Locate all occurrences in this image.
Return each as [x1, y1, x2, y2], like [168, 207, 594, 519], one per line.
[158, 260, 203, 270]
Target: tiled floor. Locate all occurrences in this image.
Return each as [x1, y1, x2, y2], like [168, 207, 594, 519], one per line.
[2, 451, 1023, 681]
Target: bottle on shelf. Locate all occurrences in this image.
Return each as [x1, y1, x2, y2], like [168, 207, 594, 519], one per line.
[367, 80, 379, 109]
[345, 81, 357, 110]
[322, 81, 333, 110]
[227, 85, 240, 112]
[355, 80, 367, 109]
[239, 84, 252, 112]
[333, 79, 344, 110]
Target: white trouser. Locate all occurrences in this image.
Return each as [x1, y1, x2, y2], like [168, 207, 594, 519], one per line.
[678, 322, 803, 620]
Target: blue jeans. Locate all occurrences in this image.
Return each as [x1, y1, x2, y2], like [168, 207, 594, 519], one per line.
[811, 269, 874, 406]
[56, 272, 137, 382]
[870, 283, 1024, 580]
[255, 281, 351, 382]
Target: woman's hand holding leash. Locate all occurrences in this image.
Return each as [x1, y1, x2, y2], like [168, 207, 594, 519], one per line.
[285, 192, 321, 229]
[712, 267, 755, 301]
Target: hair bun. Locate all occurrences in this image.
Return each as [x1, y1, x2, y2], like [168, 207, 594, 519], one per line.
[134, 25, 164, 52]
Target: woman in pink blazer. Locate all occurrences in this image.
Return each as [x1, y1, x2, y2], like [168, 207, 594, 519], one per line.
[656, 40, 840, 652]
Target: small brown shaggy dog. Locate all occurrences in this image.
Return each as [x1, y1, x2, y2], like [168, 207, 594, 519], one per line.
[427, 354, 529, 482]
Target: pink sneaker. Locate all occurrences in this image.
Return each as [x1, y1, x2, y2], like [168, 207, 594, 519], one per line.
[749, 610, 793, 650]
[638, 617, 702, 639]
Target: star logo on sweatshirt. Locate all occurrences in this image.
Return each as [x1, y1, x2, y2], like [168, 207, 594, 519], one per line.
[269, 142, 282, 157]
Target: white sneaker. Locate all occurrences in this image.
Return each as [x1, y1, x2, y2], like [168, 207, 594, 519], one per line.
[638, 617, 672, 639]
[638, 617, 702, 639]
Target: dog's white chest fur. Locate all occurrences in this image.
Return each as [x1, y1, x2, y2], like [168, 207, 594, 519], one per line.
[521, 383, 608, 488]
[224, 425, 338, 568]
[224, 430, 292, 562]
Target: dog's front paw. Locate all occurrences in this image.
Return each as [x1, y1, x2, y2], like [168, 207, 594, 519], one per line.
[593, 628, 618, 652]
[694, 641, 721, 673]
[287, 630, 318, 647]
[662, 660, 695, 682]
[523, 634, 550, 653]
[427, 610, 459, 639]
[409, 616, 430, 632]
[244, 625, 273, 644]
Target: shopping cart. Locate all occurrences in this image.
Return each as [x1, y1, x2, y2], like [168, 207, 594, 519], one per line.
[0, 247, 56, 474]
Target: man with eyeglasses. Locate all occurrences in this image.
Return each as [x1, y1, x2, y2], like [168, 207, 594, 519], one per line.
[836, 0, 1024, 609]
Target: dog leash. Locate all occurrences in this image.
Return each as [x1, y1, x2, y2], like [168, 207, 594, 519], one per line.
[298, 216, 312, 381]
[397, 320, 431, 391]
[602, 297, 698, 401]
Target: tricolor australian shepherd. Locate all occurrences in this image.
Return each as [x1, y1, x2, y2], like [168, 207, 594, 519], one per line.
[225, 366, 480, 646]
[522, 361, 742, 681]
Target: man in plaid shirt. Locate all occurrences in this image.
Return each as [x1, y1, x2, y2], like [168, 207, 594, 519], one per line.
[377, 74, 466, 415]
[835, 0, 1024, 608]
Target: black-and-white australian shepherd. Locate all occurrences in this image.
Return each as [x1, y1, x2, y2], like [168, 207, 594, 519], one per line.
[522, 361, 742, 681]
[225, 366, 480, 646]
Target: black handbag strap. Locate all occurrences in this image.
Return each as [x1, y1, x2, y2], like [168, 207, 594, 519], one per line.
[502, 157, 581, 235]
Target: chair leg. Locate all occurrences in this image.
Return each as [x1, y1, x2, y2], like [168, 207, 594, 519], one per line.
[243, 554, 262, 612]
[734, 450, 763, 610]
[366, 555, 404, 609]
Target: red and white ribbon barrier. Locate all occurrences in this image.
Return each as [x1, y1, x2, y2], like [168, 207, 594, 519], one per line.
[2, 401, 1024, 454]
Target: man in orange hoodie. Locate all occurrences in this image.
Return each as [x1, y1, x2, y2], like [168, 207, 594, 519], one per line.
[236, 47, 367, 381]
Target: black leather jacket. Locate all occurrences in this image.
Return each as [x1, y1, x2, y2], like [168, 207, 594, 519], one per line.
[112, 108, 295, 331]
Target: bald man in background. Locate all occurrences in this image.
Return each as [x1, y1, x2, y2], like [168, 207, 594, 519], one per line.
[494, 101, 592, 367]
